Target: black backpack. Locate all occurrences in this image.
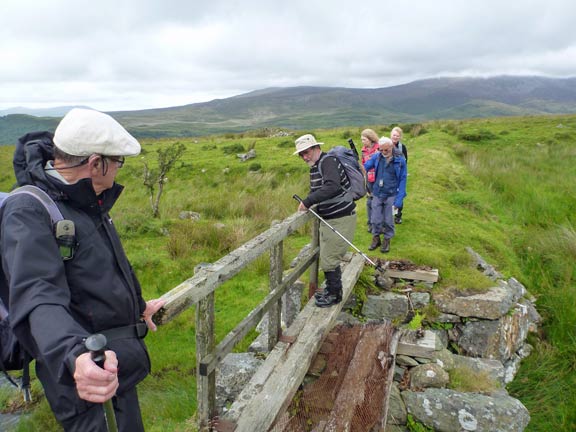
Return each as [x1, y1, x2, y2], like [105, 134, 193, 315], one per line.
[0, 185, 65, 401]
[318, 145, 367, 201]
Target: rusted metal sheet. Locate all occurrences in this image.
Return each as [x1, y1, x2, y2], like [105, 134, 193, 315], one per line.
[272, 322, 399, 432]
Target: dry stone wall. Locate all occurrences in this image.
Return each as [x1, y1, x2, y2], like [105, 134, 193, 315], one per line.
[215, 248, 539, 431]
[355, 248, 538, 432]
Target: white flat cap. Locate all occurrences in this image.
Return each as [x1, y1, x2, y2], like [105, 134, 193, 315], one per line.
[53, 108, 141, 157]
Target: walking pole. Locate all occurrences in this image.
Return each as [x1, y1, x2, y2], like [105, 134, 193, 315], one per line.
[293, 194, 387, 272]
[85, 334, 119, 432]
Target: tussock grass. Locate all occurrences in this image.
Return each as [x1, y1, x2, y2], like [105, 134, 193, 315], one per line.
[450, 116, 576, 430]
[448, 367, 500, 393]
[1, 114, 575, 431]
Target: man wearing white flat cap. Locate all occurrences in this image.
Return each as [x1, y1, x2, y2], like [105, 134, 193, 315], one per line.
[1, 108, 164, 431]
[294, 134, 357, 308]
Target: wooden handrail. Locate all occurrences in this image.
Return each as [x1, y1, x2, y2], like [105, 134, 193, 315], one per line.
[154, 211, 313, 325]
[198, 245, 319, 376]
[151, 210, 319, 430]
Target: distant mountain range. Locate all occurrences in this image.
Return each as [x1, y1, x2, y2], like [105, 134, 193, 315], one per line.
[0, 105, 92, 117]
[2, 75, 576, 144]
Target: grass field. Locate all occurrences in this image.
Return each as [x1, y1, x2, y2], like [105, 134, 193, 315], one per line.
[1, 114, 575, 431]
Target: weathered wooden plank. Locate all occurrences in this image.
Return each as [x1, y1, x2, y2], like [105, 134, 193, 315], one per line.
[268, 239, 283, 350]
[396, 329, 440, 358]
[308, 218, 320, 298]
[378, 330, 401, 431]
[155, 211, 312, 324]
[384, 268, 439, 283]
[196, 291, 215, 429]
[224, 254, 366, 432]
[220, 281, 322, 424]
[223, 256, 363, 424]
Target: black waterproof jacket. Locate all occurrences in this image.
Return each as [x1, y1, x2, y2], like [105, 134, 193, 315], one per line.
[0, 132, 149, 421]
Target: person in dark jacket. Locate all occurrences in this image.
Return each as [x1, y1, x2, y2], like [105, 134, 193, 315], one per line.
[0, 108, 165, 431]
[294, 134, 357, 308]
[363, 137, 407, 253]
[390, 127, 408, 224]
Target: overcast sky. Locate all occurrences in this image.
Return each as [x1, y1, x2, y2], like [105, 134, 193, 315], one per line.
[1, 0, 575, 111]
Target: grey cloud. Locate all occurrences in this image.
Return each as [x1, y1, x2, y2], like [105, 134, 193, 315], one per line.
[1, 0, 576, 110]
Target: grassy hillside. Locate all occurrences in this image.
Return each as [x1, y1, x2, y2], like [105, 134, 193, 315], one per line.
[0, 114, 59, 146]
[1, 114, 575, 431]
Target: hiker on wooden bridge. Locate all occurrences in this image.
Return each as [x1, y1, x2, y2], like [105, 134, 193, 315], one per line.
[293, 134, 357, 308]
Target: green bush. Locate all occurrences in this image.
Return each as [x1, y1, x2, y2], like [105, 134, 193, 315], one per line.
[222, 143, 245, 154]
[441, 122, 460, 136]
[410, 124, 427, 137]
[458, 129, 497, 141]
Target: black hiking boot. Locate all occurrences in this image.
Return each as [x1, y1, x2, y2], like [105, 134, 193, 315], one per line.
[380, 238, 390, 253]
[394, 216, 402, 224]
[314, 288, 328, 300]
[315, 292, 342, 308]
[368, 235, 381, 251]
[315, 268, 343, 307]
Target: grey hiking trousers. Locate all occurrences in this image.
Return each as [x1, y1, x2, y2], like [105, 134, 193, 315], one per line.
[319, 213, 357, 272]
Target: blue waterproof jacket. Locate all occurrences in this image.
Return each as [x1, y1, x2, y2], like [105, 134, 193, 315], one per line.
[363, 153, 407, 209]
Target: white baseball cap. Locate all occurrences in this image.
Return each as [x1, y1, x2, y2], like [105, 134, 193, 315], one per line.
[293, 134, 323, 155]
[53, 108, 141, 157]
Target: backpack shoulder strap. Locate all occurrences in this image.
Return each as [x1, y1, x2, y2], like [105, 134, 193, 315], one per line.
[2, 185, 64, 224]
[0, 185, 62, 402]
[316, 153, 328, 179]
[316, 154, 353, 204]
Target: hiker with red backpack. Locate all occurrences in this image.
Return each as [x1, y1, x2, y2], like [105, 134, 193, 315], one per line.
[360, 129, 380, 232]
[0, 108, 164, 431]
[363, 137, 407, 254]
[294, 134, 357, 308]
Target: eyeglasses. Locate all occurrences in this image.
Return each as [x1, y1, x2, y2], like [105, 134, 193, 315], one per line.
[106, 156, 125, 168]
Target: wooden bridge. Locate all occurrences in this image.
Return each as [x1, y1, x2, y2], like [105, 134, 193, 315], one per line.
[154, 211, 399, 431]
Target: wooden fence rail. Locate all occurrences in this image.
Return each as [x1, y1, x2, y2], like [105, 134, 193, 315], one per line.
[154, 210, 320, 429]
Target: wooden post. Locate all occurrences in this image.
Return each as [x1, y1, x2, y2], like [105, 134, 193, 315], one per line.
[268, 238, 283, 351]
[196, 268, 216, 431]
[308, 218, 320, 298]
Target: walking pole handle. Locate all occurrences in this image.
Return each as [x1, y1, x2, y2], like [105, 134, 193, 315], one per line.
[85, 334, 119, 432]
[293, 194, 304, 204]
[85, 334, 107, 367]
